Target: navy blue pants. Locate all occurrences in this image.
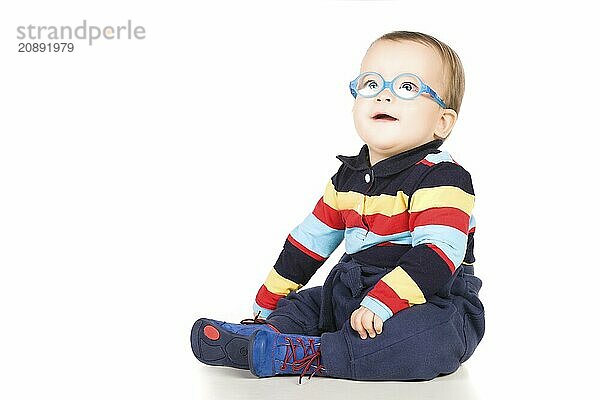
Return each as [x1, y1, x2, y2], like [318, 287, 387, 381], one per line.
[264, 253, 485, 381]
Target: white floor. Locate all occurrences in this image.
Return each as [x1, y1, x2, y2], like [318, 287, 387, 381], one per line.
[194, 363, 483, 400]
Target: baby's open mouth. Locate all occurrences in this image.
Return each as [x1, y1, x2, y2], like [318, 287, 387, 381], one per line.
[372, 113, 398, 121]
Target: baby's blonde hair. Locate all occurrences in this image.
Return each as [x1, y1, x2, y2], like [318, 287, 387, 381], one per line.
[373, 31, 465, 117]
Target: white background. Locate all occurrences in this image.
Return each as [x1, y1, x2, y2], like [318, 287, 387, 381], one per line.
[1, 1, 598, 399]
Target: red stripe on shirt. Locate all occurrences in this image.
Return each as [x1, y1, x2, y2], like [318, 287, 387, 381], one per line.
[287, 234, 326, 262]
[366, 280, 410, 313]
[426, 243, 456, 273]
[416, 159, 435, 166]
[409, 207, 470, 234]
[312, 197, 345, 230]
[255, 284, 284, 310]
[341, 209, 410, 236]
[364, 211, 410, 236]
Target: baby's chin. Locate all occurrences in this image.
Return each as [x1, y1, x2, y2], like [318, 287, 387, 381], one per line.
[359, 129, 409, 151]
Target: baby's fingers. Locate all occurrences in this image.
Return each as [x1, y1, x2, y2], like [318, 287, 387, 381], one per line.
[374, 315, 383, 334]
[361, 312, 376, 338]
[351, 309, 364, 332]
[351, 309, 368, 339]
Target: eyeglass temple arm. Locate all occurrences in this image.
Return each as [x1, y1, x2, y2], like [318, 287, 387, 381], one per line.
[423, 85, 447, 108]
[349, 81, 357, 98]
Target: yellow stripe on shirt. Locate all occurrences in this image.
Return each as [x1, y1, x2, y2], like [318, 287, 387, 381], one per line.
[335, 190, 364, 213]
[363, 191, 409, 216]
[380, 266, 426, 306]
[322, 179, 339, 210]
[334, 189, 410, 217]
[264, 267, 303, 296]
[411, 186, 475, 215]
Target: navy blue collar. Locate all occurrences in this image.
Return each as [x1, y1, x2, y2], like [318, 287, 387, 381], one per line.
[336, 139, 444, 177]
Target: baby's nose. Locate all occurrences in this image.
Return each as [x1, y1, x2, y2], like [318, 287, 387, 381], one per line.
[376, 89, 392, 102]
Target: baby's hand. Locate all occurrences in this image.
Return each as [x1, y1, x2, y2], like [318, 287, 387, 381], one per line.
[350, 306, 383, 339]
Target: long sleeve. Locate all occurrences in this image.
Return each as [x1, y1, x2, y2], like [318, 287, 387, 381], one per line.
[359, 162, 475, 322]
[253, 173, 345, 317]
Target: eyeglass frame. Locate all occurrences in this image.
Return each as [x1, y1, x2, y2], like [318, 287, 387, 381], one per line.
[349, 71, 447, 109]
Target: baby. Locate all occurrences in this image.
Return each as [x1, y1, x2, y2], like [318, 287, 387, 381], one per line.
[191, 31, 485, 384]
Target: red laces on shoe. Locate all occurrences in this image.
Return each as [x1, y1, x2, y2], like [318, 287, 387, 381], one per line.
[282, 336, 325, 384]
[239, 312, 267, 325]
[239, 311, 280, 333]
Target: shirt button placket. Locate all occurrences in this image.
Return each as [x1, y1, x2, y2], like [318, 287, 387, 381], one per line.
[360, 169, 374, 239]
[365, 169, 374, 192]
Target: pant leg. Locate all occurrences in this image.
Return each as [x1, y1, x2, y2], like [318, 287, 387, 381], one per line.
[264, 286, 323, 336]
[320, 266, 485, 381]
[456, 267, 485, 363]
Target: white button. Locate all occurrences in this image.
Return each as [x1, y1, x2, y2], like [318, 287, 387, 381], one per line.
[364, 173, 371, 183]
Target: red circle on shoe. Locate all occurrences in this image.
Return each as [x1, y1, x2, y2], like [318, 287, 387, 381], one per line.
[203, 325, 220, 340]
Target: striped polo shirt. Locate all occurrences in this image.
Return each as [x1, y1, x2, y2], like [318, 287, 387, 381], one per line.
[254, 139, 476, 322]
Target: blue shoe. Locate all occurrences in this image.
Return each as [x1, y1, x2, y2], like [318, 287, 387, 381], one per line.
[190, 316, 280, 370]
[249, 329, 327, 384]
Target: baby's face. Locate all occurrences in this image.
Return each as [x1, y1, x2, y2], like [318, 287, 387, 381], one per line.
[352, 40, 453, 163]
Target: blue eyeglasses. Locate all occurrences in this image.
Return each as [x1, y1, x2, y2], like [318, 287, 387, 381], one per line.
[349, 72, 447, 109]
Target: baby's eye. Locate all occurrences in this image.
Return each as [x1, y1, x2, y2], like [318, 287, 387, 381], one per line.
[398, 81, 418, 92]
[365, 80, 379, 90]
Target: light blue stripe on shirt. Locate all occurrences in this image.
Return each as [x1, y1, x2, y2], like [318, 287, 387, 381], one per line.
[253, 301, 273, 318]
[412, 224, 467, 269]
[344, 227, 412, 254]
[360, 296, 394, 322]
[290, 212, 344, 258]
[468, 214, 476, 230]
[423, 151, 454, 164]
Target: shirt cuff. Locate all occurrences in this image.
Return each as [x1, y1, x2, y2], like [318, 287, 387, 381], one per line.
[253, 301, 274, 318]
[360, 296, 394, 323]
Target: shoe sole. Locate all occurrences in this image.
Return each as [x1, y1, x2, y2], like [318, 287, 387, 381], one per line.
[190, 318, 251, 370]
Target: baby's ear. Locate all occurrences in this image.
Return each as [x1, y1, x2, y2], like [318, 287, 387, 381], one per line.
[435, 108, 458, 139]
